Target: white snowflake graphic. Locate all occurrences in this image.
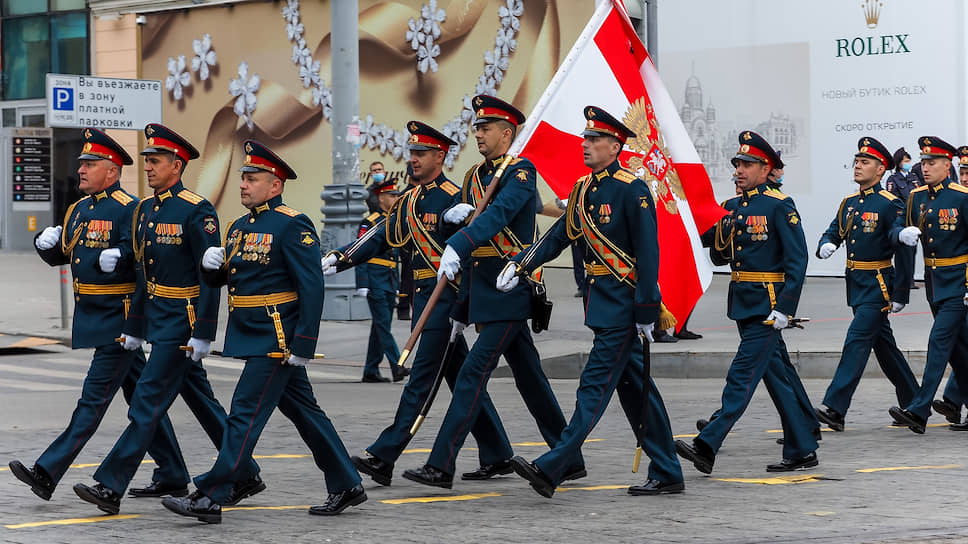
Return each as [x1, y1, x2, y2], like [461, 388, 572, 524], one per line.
[190, 34, 216, 81]
[229, 61, 260, 131]
[166, 55, 191, 101]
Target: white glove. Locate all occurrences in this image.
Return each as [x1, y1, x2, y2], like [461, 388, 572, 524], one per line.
[964, 293, 968, 307]
[898, 226, 921, 247]
[449, 319, 467, 342]
[201, 246, 225, 271]
[321, 254, 338, 276]
[185, 337, 211, 361]
[636, 322, 655, 343]
[818, 242, 837, 259]
[766, 310, 789, 330]
[496, 263, 520, 292]
[286, 354, 309, 367]
[356, 288, 369, 297]
[99, 248, 122, 273]
[890, 302, 906, 313]
[443, 203, 475, 224]
[437, 245, 461, 281]
[120, 334, 144, 351]
[35, 225, 62, 250]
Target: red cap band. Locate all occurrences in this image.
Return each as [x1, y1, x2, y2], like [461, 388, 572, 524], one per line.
[81, 142, 124, 167]
[146, 136, 190, 163]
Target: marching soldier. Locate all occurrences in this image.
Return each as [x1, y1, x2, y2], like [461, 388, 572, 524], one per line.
[678, 131, 819, 474]
[162, 141, 364, 523]
[357, 179, 408, 383]
[813, 137, 918, 431]
[73, 124, 262, 515]
[497, 106, 683, 497]
[9, 129, 186, 501]
[402, 96, 578, 489]
[890, 136, 968, 434]
[322, 121, 514, 487]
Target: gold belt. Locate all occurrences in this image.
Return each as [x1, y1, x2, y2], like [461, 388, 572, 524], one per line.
[846, 259, 891, 270]
[730, 271, 785, 283]
[228, 291, 298, 309]
[413, 268, 437, 280]
[73, 279, 136, 296]
[471, 247, 502, 257]
[367, 257, 396, 267]
[585, 263, 612, 276]
[146, 281, 200, 299]
[924, 254, 968, 268]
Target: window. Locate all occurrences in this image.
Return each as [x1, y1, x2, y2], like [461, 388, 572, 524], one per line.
[0, 2, 87, 100]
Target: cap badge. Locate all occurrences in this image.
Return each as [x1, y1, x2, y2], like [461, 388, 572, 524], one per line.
[924, 138, 932, 144]
[83, 142, 92, 152]
[146, 126, 154, 135]
[474, 97, 483, 107]
[409, 122, 418, 131]
[408, 134, 419, 144]
[84, 129, 91, 138]
[923, 147, 930, 153]
[588, 109, 596, 118]
[740, 144, 750, 153]
[860, 146, 869, 153]
[586, 120, 595, 129]
[743, 132, 752, 141]
[148, 137, 155, 145]
[245, 143, 253, 153]
[863, 138, 870, 145]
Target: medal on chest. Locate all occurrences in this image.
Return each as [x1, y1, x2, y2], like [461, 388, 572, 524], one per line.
[598, 203, 612, 224]
[861, 212, 879, 233]
[155, 223, 184, 245]
[242, 232, 273, 264]
[422, 212, 438, 232]
[940, 208, 958, 230]
[85, 219, 112, 248]
[746, 215, 768, 241]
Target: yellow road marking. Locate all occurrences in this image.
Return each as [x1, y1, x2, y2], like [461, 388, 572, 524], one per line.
[223, 505, 310, 512]
[556, 484, 627, 492]
[713, 473, 823, 485]
[805, 511, 836, 516]
[856, 464, 960, 473]
[381, 492, 501, 504]
[0, 459, 155, 472]
[6, 515, 141, 529]
[673, 433, 697, 439]
[7, 337, 59, 349]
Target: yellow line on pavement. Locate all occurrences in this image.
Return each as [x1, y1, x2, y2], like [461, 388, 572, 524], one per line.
[6, 515, 141, 529]
[885, 423, 950, 429]
[381, 492, 501, 504]
[223, 505, 310, 512]
[0, 459, 155, 472]
[856, 464, 960, 473]
[556, 484, 627, 492]
[673, 433, 697, 439]
[804, 511, 836, 516]
[713, 473, 823, 485]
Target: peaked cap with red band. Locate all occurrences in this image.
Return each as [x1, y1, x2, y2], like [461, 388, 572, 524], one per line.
[918, 136, 956, 160]
[855, 136, 894, 171]
[958, 145, 968, 168]
[239, 139, 297, 180]
[471, 94, 526, 127]
[731, 130, 784, 170]
[140, 123, 200, 163]
[406, 121, 457, 152]
[77, 127, 133, 166]
[372, 177, 400, 195]
[581, 105, 636, 144]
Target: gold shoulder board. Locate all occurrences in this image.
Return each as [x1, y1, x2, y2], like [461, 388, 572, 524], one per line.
[366, 212, 381, 222]
[111, 191, 134, 206]
[177, 190, 204, 205]
[950, 184, 968, 193]
[910, 185, 929, 194]
[613, 170, 637, 184]
[274, 205, 300, 217]
[878, 189, 899, 200]
[440, 180, 460, 195]
[764, 189, 790, 200]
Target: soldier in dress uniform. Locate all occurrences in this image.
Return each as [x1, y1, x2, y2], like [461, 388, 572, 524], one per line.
[813, 136, 918, 431]
[678, 131, 819, 474]
[496, 106, 683, 497]
[162, 140, 364, 523]
[322, 121, 514, 488]
[890, 136, 968, 434]
[9, 129, 186, 502]
[401, 96, 579, 489]
[357, 179, 408, 383]
[73, 124, 262, 515]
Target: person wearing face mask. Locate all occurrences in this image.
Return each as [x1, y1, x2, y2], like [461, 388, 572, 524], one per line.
[885, 148, 916, 201]
[365, 162, 387, 213]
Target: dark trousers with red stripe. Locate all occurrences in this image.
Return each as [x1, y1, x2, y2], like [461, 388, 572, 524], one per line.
[36, 343, 187, 488]
[194, 357, 360, 503]
[93, 344, 260, 495]
[697, 318, 818, 461]
[427, 320, 571, 476]
[533, 326, 683, 485]
[366, 329, 513, 465]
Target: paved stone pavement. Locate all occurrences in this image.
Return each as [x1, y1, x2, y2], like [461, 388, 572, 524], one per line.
[2, 344, 968, 543]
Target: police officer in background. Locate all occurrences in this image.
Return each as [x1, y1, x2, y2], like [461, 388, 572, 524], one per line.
[73, 124, 262, 515]
[322, 121, 514, 488]
[9, 129, 186, 502]
[402, 96, 577, 489]
[162, 141, 364, 523]
[814, 137, 918, 431]
[498, 106, 683, 498]
[890, 136, 968, 434]
[679, 131, 819, 474]
[357, 179, 408, 383]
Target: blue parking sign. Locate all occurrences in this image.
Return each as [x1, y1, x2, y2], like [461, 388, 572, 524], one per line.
[52, 87, 73, 111]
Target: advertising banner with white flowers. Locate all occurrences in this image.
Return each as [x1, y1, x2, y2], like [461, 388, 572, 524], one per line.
[656, 0, 967, 276]
[140, 0, 590, 227]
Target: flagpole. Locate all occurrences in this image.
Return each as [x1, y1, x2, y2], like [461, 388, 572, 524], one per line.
[510, 1, 614, 155]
